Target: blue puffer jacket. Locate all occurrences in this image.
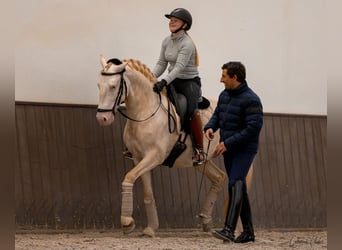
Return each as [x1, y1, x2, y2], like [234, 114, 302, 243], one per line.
[204, 81, 263, 153]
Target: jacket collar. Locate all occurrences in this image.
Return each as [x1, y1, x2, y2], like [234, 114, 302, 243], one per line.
[226, 80, 248, 96]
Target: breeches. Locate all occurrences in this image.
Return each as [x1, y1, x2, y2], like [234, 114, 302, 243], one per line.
[170, 77, 201, 119]
[223, 151, 256, 188]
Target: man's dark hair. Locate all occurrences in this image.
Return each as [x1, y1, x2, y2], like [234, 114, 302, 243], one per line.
[221, 61, 246, 83]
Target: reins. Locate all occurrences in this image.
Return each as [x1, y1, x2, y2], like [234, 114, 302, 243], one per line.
[118, 94, 162, 123]
[160, 97, 177, 134]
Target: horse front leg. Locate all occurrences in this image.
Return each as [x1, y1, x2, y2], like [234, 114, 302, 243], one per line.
[120, 152, 161, 235]
[195, 160, 227, 232]
[121, 181, 135, 234]
[140, 171, 159, 237]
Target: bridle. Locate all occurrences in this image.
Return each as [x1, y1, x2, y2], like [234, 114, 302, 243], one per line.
[97, 66, 163, 123]
[97, 68, 126, 114]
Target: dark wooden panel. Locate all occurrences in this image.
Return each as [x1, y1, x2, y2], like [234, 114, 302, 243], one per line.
[158, 166, 180, 227]
[15, 103, 327, 229]
[150, 168, 164, 226]
[289, 116, 308, 227]
[279, 116, 298, 227]
[256, 116, 279, 228]
[14, 108, 27, 224]
[304, 116, 326, 227]
[270, 116, 289, 227]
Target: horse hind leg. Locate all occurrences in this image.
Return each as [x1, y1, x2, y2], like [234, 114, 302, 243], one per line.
[195, 160, 227, 232]
[140, 171, 159, 237]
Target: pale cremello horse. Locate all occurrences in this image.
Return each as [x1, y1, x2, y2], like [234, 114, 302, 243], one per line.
[96, 55, 253, 237]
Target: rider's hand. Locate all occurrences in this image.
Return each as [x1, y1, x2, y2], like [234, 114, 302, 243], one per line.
[153, 79, 167, 93]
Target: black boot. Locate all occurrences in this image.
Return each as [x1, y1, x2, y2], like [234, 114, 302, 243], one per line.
[212, 184, 234, 241]
[212, 180, 243, 242]
[234, 189, 255, 243]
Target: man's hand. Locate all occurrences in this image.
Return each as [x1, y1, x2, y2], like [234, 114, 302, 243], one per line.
[153, 79, 167, 93]
[213, 142, 227, 157]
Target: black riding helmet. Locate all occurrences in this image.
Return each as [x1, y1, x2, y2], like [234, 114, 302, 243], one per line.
[165, 8, 192, 31]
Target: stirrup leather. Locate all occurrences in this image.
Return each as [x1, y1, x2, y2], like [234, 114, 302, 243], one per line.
[193, 148, 207, 166]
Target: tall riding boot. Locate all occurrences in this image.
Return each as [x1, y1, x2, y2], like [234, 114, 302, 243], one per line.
[189, 109, 206, 165]
[212, 180, 244, 242]
[234, 191, 255, 243]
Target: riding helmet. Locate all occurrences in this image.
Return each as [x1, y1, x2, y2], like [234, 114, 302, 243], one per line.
[165, 8, 192, 30]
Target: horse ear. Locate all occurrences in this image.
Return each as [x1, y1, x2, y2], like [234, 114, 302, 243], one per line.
[100, 54, 107, 68]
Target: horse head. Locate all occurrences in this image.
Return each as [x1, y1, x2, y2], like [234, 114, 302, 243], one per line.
[96, 55, 128, 126]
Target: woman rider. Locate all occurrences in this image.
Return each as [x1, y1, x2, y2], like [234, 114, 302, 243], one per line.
[152, 8, 205, 165]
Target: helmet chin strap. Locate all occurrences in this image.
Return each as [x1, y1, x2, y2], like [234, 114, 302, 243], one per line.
[172, 27, 184, 33]
[172, 22, 187, 34]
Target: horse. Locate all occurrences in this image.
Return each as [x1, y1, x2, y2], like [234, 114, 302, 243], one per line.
[95, 55, 253, 237]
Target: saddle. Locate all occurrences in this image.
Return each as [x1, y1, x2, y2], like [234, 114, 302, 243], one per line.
[166, 84, 210, 131]
[162, 85, 210, 168]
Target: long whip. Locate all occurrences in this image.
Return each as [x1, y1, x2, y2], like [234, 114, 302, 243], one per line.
[196, 140, 211, 212]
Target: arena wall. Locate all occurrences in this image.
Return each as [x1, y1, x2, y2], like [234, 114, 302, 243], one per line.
[15, 102, 326, 229]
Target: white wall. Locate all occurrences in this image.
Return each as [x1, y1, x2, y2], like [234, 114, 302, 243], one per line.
[15, 0, 326, 115]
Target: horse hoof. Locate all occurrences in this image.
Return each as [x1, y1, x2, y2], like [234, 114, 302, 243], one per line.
[198, 214, 212, 232]
[121, 216, 135, 234]
[202, 221, 213, 232]
[121, 217, 135, 234]
[142, 227, 155, 237]
[122, 222, 135, 234]
[202, 219, 213, 232]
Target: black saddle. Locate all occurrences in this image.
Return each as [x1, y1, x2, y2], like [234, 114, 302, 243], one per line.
[166, 84, 210, 131]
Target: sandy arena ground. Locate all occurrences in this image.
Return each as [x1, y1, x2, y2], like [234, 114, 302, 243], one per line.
[15, 228, 327, 250]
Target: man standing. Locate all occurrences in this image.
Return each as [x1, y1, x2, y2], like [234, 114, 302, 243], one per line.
[204, 61, 263, 243]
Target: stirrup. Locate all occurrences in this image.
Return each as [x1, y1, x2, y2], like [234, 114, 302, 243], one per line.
[123, 149, 133, 160]
[193, 149, 207, 166]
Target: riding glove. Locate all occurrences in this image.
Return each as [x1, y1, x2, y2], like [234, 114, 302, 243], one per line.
[153, 79, 167, 93]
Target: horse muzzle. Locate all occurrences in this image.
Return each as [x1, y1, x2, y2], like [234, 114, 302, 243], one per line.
[96, 112, 115, 126]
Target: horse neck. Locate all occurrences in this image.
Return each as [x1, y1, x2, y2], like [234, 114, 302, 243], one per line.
[124, 70, 163, 118]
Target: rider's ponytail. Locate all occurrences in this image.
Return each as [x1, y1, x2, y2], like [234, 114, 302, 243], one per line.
[185, 31, 199, 66]
[194, 47, 199, 66]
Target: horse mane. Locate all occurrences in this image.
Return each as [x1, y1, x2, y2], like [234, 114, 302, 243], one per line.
[123, 59, 157, 83]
